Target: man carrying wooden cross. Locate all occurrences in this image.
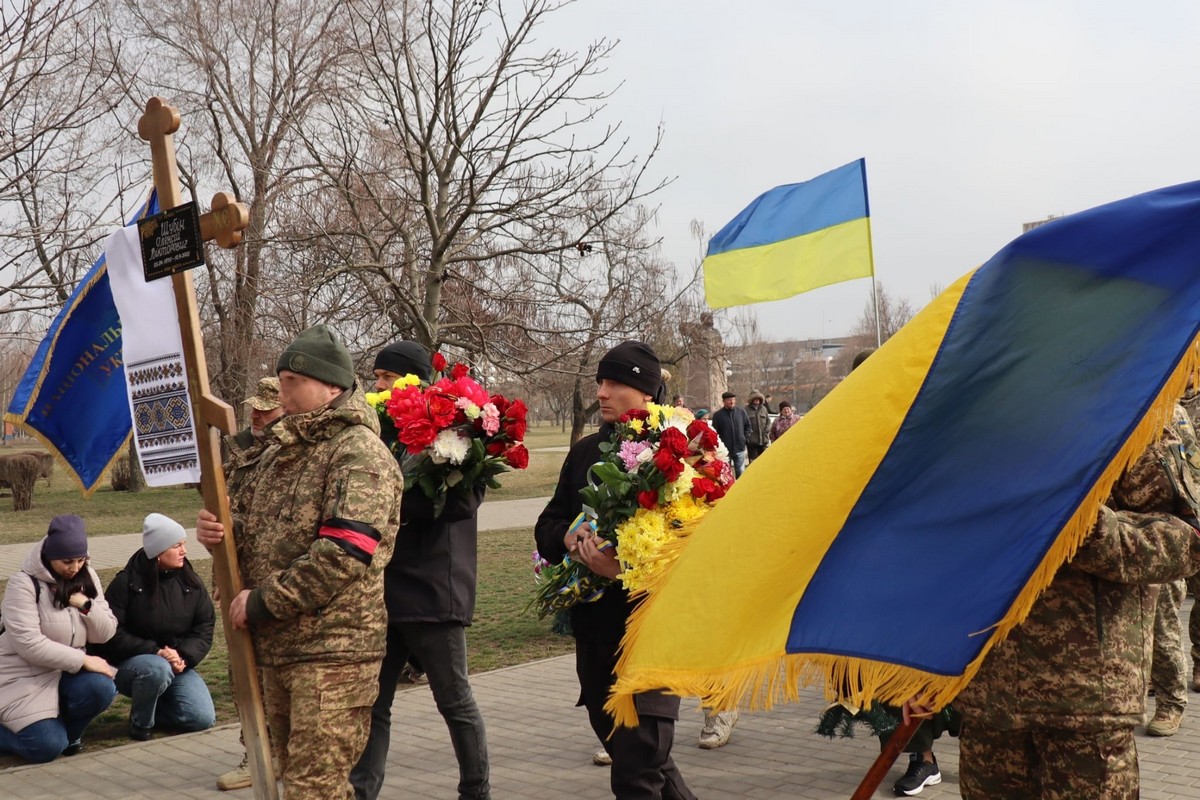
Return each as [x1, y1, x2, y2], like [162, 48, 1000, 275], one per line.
[198, 325, 403, 799]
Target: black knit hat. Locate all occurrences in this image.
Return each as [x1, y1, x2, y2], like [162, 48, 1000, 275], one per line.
[43, 514, 88, 560]
[596, 341, 662, 399]
[373, 341, 433, 383]
[851, 347, 876, 371]
[277, 324, 355, 389]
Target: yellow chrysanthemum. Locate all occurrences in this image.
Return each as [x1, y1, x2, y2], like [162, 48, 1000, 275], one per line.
[628, 418, 645, 435]
[646, 401, 672, 431]
[665, 495, 708, 525]
[392, 374, 422, 389]
[616, 507, 683, 594]
[364, 390, 389, 409]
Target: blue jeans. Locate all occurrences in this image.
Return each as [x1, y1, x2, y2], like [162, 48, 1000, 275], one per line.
[729, 449, 748, 478]
[0, 670, 116, 762]
[115, 654, 215, 731]
[351, 622, 490, 800]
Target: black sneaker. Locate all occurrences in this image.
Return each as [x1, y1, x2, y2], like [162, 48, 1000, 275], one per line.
[893, 754, 941, 796]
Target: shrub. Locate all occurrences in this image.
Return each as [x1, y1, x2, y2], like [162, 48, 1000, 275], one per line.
[0, 453, 41, 511]
[110, 454, 132, 492]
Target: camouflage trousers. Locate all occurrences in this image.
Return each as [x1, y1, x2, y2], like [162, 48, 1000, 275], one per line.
[1189, 572, 1200, 665]
[261, 660, 380, 800]
[959, 722, 1138, 800]
[1152, 580, 1188, 713]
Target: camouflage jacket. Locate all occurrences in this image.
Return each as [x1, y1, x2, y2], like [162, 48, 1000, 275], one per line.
[957, 427, 1200, 730]
[225, 386, 403, 667]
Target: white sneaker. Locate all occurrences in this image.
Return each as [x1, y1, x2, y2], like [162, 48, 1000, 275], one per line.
[592, 746, 612, 766]
[698, 709, 739, 749]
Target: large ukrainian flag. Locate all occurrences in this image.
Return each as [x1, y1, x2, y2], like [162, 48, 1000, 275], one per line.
[609, 180, 1200, 725]
[703, 159, 873, 308]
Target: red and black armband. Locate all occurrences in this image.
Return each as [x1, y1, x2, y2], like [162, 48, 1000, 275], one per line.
[319, 517, 383, 565]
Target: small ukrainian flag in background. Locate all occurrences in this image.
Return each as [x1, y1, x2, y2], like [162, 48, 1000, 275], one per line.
[703, 159, 873, 308]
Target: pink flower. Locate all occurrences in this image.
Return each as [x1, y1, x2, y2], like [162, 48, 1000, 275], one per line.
[618, 440, 650, 472]
[481, 402, 501, 435]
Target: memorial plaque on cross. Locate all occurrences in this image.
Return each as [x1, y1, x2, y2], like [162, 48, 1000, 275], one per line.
[137, 96, 277, 800]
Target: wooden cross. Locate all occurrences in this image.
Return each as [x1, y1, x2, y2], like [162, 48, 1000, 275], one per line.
[138, 97, 277, 800]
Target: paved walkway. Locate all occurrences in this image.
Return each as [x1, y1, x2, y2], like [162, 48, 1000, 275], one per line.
[4, 646, 1200, 799]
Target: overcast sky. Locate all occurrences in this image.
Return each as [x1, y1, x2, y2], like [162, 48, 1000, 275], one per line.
[542, 0, 1200, 342]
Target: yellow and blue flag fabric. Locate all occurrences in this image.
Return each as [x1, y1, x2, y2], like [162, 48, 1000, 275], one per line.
[702, 159, 874, 308]
[4, 191, 159, 495]
[609, 180, 1200, 725]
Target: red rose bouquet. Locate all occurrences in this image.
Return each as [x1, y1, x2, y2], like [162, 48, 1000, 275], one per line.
[365, 357, 528, 515]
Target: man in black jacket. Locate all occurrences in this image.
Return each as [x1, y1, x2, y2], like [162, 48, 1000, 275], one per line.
[351, 340, 491, 800]
[534, 340, 696, 800]
[711, 391, 750, 476]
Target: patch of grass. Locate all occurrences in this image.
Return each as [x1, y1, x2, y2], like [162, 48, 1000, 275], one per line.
[469, 526, 574, 671]
[0, 487, 205, 545]
[488, 424, 588, 501]
[0, 441, 203, 545]
[0, 526, 571, 764]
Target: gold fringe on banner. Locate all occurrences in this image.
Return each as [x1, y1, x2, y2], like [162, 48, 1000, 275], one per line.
[606, 333, 1200, 729]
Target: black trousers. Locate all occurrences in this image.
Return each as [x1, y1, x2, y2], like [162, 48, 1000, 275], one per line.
[575, 621, 696, 800]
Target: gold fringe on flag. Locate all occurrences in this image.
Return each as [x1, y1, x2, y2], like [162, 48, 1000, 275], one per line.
[606, 334, 1200, 729]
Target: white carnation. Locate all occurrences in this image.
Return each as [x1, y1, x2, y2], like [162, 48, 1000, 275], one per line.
[431, 429, 471, 465]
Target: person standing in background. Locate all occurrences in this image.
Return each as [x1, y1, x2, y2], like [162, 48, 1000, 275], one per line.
[711, 391, 750, 477]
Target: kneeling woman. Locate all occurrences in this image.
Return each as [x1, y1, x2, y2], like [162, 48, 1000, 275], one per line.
[94, 513, 216, 740]
[0, 515, 119, 762]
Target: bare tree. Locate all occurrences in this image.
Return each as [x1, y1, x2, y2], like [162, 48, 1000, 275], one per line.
[306, 0, 670, 364]
[512, 199, 693, 444]
[114, 0, 357, 406]
[853, 281, 915, 343]
[0, 0, 133, 315]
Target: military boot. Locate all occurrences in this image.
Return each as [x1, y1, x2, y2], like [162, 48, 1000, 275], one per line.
[1193, 664, 1200, 692]
[216, 754, 252, 791]
[1146, 706, 1184, 736]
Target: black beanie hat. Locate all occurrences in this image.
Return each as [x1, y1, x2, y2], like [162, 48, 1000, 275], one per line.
[373, 341, 433, 383]
[596, 341, 662, 400]
[277, 324, 355, 389]
[43, 514, 88, 560]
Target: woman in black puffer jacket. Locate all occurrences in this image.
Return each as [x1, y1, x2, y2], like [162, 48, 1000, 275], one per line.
[92, 513, 216, 740]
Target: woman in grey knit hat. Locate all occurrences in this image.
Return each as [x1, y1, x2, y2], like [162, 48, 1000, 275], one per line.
[92, 513, 216, 741]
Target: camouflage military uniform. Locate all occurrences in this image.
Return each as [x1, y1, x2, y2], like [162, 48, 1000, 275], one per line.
[955, 432, 1200, 800]
[1147, 406, 1199, 725]
[226, 388, 403, 800]
[1177, 392, 1200, 677]
[1151, 579, 1188, 714]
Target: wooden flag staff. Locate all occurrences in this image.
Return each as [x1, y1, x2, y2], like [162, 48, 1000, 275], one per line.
[137, 97, 278, 800]
[850, 714, 920, 799]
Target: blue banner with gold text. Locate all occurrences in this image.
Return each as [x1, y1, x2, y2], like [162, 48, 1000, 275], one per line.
[4, 192, 159, 494]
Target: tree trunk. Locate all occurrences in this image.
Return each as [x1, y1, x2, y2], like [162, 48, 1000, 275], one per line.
[569, 376, 587, 446]
[127, 435, 146, 493]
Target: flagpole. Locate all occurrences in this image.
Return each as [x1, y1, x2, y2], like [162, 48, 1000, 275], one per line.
[871, 273, 882, 348]
[860, 158, 882, 348]
[850, 715, 920, 800]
